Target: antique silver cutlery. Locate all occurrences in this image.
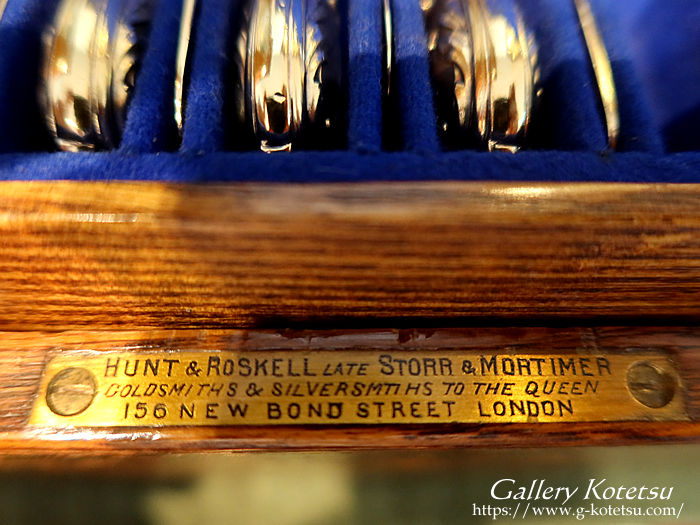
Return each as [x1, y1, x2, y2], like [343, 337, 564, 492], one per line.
[573, 0, 619, 150]
[42, 0, 155, 151]
[232, 0, 344, 152]
[423, 0, 537, 151]
[174, 0, 197, 136]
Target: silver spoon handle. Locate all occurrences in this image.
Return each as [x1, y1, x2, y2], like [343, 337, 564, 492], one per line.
[382, 0, 393, 97]
[174, 0, 197, 135]
[573, 0, 619, 150]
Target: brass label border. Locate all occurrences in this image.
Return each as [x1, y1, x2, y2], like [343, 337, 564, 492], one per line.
[29, 349, 688, 427]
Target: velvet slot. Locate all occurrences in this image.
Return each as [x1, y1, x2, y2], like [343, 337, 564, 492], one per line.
[0, 0, 697, 182]
[180, 0, 239, 153]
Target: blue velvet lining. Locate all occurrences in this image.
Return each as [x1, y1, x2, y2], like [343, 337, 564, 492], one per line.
[119, 0, 181, 152]
[390, 0, 440, 153]
[516, 0, 607, 151]
[1, 151, 699, 183]
[0, 0, 56, 153]
[180, 0, 238, 153]
[588, 0, 664, 154]
[347, 0, 383, 152]
[607, 0, 700, 152]
[0, 0, 698, 181]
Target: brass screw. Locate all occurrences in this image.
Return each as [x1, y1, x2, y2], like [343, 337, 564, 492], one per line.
[626, 361, 676, 409]
[46, 367, 97, 417]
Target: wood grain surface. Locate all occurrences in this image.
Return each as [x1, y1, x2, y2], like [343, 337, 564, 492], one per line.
[1, 181, 700, 329]
[2, 182, 700, 450]
[0, 327, 697, 452]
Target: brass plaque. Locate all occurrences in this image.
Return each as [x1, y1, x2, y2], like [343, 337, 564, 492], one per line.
[30, 350, 687, 427]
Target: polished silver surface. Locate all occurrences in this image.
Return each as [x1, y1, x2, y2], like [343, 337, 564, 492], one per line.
[174, 0, 197, 136]
[480, 0, 535, 151]
[382, 0, 393, 97]
[423, 0, 537, 151]
[424, 0, 474, 147]
[573, 0, 619, 150]
[42, 0, 155, 151]
[0, 0, 9, 22]
[233, 0, 344, 152]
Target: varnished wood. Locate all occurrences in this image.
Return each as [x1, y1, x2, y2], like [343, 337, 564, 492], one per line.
[2, 182, 700, 449]
[0, 327, 698, 452]
[1, 182, 700, 329]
